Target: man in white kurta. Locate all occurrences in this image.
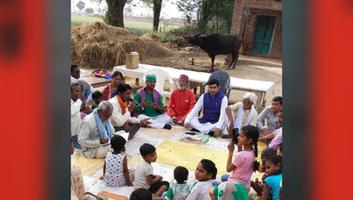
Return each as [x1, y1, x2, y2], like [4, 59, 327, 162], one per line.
[78, 101, 114, 159]
[71, 83, 83, 149]
[184, 79, 228, 137]
[225, 92, 258, 134]
[109, 84, 149, 139]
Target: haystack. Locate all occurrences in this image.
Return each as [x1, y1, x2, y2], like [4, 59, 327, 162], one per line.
[71, 22, 172, 69]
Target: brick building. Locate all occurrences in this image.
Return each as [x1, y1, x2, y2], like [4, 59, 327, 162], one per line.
[231, 0, 282, 58]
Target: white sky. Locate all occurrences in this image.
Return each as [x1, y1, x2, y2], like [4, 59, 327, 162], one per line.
[71, 0, 184, 19]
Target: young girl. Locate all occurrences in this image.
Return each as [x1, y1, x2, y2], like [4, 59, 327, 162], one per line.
[103, 135, 133, 187]
[186, 159, 217, 200]
[261, 155, 282, 200]
[226, 125, 259, 190]
[251, 148, 277, 196]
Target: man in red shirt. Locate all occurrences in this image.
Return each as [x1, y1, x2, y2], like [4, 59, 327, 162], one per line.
[167, 75, 196, 125]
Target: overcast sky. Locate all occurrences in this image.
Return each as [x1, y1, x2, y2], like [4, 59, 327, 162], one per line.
[71, 0, 184, 19]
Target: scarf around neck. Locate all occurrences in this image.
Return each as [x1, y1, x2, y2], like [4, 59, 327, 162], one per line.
[93, 109, 113, 139]
[117, 95, 127, 114]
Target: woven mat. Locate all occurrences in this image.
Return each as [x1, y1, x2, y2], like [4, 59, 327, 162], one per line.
[71, 155, 104, 177]
[156, 140, 228, 175]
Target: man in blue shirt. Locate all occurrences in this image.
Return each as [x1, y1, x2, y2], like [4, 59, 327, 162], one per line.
[184, 79, 228, 137]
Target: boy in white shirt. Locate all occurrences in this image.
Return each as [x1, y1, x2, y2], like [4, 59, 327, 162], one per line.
[134, 143, 169, 197]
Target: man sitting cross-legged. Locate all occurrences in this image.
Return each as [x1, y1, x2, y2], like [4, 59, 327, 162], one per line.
[257, 96, 282, 136]
[225, 92, 258, 137]
[109, 83, 150, 139]
[133, 74, 173, 130]
[184, 79, 228, 137]
[78, 101, 114, 159]
[167, 74, 196, 125]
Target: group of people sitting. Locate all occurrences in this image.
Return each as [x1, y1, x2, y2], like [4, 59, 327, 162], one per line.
[70, 64, 283, 200]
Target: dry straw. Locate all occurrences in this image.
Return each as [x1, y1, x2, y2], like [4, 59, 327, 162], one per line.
[71, 22, 171, 69]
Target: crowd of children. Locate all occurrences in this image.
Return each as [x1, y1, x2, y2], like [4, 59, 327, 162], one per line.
[98, 124, 282, 200]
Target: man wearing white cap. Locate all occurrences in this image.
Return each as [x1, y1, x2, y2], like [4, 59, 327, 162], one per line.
[225, 92, 258, 135]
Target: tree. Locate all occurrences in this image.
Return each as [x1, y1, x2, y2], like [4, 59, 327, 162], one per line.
[105, 0, 128, 27]
[85, 7, 95, 15]
[177, 0, 233, 33]
[152, 0, 163, 32]
[176, 0, 200, 24]
[76, 1, 86, 12]
[142, 0, 164, 32]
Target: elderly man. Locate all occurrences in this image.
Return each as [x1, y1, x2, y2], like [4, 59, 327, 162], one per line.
[225, 92, 258, 135]
[133, 74, 173, 129]
[167, 74, 196, 125]
[78, 101, 114, 158]
[184, 79, 228, 137]
[109, 83, 149, 139]
[257, 96, 283, 136]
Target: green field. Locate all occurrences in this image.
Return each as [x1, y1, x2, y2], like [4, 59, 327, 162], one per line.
[71, 15, 103, 26]
[71, 15, 182, 35]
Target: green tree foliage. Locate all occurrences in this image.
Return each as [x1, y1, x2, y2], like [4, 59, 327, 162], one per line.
[177, 0, 233, 34]
[176, 0, 200, 24]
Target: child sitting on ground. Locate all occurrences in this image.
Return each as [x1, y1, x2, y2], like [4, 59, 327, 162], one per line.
[103, 135, 133, 187]
[261, 155, 282, 200]
[226, 125, 260, 190]
[134, 143, 169, 197]
[186, 159, 217, 200]
[251, 148, 277, 196]
[164, 166, 193, 200]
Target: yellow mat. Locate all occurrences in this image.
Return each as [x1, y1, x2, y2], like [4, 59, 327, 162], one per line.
[71, 155, 104, 176]
[156, 140, 228, 175]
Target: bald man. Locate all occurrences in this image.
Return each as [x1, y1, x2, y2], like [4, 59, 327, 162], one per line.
[167, 74, 196, 125]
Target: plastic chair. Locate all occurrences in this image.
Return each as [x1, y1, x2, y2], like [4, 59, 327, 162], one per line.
[145, 68, 176, 103]
[200, 70, 231, 97]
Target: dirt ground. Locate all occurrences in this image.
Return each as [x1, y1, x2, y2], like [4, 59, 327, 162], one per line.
[142, 48, 282, 104]
[72, 23, 281, 105]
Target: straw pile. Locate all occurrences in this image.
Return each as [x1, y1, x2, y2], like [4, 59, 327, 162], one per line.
[71, 22, 172, 69]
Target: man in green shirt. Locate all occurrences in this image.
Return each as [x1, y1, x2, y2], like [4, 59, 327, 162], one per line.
[134, 74, 172, 129]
